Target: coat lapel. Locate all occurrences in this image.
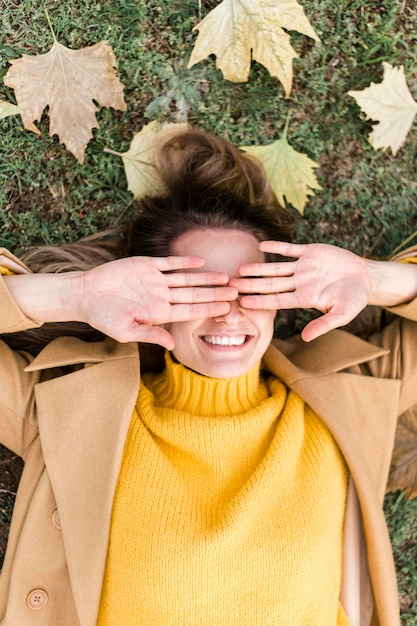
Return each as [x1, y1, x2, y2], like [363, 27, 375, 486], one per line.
[263, 331, 400, 498]
[264, 331, 402, 625]
[26, 337, 140, 626]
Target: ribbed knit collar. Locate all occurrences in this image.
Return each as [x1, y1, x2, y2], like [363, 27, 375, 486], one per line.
[141, 352, 270, 417]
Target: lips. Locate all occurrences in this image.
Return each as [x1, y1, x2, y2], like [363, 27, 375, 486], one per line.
[200, 335, 249, 347]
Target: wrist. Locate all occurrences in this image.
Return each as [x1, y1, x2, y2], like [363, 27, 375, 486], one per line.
[365, 258, 417, 307]
[3, 272, 85, 323]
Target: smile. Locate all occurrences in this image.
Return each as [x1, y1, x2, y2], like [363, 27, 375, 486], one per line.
[201, 335, 249, 346]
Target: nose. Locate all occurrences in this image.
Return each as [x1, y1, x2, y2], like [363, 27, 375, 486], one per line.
[214, 298, 244, 324]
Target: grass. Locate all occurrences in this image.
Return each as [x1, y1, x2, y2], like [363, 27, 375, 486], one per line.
[385, 492, 417, 624]
[0, 0, 417, 618]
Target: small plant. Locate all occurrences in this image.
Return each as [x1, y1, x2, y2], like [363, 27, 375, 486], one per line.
[145, 56, 212, 121]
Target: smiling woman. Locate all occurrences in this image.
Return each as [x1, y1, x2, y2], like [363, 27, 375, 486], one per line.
[0, 129, 417, 626]
[167, 228, 276, 378]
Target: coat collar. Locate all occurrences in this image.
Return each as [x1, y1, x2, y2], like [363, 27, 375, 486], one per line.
[264, 333, 400, 500]
[25, 328, 388, 375]
[267, 328, 388, 381]
[26, 330, 398, 626]
[25, 335, 138, 370]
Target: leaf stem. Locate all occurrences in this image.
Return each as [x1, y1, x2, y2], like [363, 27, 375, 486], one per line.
[103, 147, 158, 169]
[282, 110, 292, 140]
[44, 7, 57, 42]
[103, 147, 123, 157]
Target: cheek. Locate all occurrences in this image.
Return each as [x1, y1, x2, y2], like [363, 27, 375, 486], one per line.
[165, 321, 191, 336]
[258, 313, 276, 351]
[255, 310, 276, 335]
[165, 321, 199, 355]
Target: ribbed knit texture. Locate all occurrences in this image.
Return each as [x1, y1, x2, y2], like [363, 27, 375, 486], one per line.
[98, 354, 350, 625]
[0, 266, 14, 275]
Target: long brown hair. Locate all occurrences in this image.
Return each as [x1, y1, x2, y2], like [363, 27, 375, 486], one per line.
[123, 129, 294, 257]
[2, 129, 295, 354]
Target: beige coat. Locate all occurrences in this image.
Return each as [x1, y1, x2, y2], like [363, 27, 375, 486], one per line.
[0, 249, 417, 626]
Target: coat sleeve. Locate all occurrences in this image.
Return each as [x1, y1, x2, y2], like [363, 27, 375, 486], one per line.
[0, 252, 42, 456]
[0, 247, 42, 333]
[365, 246, 417, 415]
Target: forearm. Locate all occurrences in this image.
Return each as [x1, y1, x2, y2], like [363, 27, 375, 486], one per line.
[365, 259, 417, 308]
[3, 272, 83, 324]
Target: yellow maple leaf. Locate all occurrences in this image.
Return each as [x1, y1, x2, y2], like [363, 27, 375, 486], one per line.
[0, 99, 23, 120]
[4, 39, 126, 164]
[348, 63, 417, 156]
[241, 126, 321, 215]
[188, 0, 319, 97]
[105, 121, 190, 200]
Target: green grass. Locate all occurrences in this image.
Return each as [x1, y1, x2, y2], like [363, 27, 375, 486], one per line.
[0, 0, 416, 255]
[385, 492, 417, 624]
[0, 0, 417, 618]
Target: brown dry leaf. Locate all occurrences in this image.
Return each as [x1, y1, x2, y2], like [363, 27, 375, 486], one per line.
[241, 135, 321, 215]
[188, 0, 319, 97]
[348, 63, 417, 156]
[387, 405, 417, 499]
[0, 99, 23, 120]
[4, 40, 126, 164]
[106, 121, 190, 200]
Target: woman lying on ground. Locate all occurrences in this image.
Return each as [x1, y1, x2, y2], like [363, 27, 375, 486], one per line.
[0, 129, 417, 626]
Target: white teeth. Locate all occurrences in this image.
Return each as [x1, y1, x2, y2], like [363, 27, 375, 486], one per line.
[202, 335, 246, 346]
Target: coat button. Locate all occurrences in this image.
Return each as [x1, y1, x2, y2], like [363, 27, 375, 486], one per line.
[51, 509, 61, 529]
[27, 589, 48, 610]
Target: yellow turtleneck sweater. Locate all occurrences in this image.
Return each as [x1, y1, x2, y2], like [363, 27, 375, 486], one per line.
[98, 355, 350, 625]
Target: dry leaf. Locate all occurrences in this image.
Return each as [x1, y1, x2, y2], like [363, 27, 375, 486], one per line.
[4, 40, 126, 164]
[242, 136, 321, 214]
[188, 0, 319, 97]
[348, 63, 417, 156]
[106, 121, 190, 200]
[387, 405, 417, 499]
[0, 99, 23, 120]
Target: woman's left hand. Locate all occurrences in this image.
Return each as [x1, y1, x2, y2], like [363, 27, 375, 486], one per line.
[229, 241, 417, 342]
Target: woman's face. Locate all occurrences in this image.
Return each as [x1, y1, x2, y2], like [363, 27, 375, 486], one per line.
[166, 229, 275, 378]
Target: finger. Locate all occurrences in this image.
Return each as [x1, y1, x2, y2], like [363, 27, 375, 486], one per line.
[301, 316, 336, 343]
[166, 271, 230, 287]
[168, 301, 231, 322]
[239, 292, 301, 310]
[301, 309, 357, 342]
[128, 324, 176, 350]
[100, 319, 175, 350]
[259, 241, 309, 258]
[230, 276, 295, 294]
[169, 286, 238, 304]
[237, 262, 296, 278]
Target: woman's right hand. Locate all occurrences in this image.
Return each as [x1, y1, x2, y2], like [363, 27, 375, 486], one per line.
[4, 256, 238, 349]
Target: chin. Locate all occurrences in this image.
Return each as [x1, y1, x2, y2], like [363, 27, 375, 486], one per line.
[192, 362, 256, 379]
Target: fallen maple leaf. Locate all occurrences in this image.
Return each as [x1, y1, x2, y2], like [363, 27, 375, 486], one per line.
[0, 99, 23, 120]
[387, 405, 417, 499]
[105, 121, 190, 200]
[4, 39, 126, 163]
[348, 63, 417, 156]
[241, 121, 321, 214]
[188, 0, 319, 97]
